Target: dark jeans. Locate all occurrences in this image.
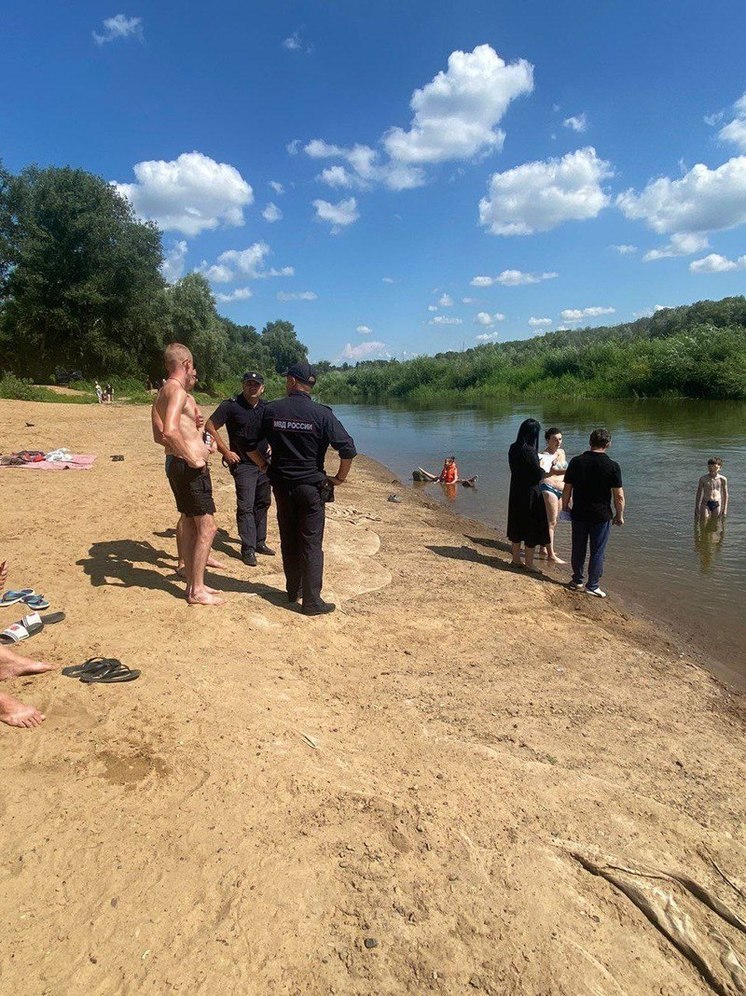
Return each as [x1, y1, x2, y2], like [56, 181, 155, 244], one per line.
[571, 519, 611, 590]
[272, 481, 326, 610]
[230, 462, 271, 554]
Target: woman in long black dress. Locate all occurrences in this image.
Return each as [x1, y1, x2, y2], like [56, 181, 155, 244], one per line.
[507, 418, 550, 569]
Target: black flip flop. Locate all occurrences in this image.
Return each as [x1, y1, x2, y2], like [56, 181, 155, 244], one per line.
[62, 656, 122, 679]
[80, 665, 140, 684]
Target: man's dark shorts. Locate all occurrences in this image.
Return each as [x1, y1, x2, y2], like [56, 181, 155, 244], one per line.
[166, 457, 216, 516]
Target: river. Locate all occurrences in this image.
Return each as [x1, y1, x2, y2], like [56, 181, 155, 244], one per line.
[333, 399, 746, 689]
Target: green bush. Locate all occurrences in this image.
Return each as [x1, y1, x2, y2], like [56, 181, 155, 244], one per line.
[0, 373, 45, 402]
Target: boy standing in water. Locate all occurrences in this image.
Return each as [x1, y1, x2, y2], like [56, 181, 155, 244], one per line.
[695, 458, 729, 520]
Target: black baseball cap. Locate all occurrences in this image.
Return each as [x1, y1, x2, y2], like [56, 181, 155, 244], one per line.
[284, 362, 317, 385]
[242, 371, 264, 384]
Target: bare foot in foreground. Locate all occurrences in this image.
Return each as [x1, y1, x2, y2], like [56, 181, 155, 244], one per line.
[0, 652, 58, 681]
[187, 590, 225, 606]
[0, 691, 45, 728]
[547, 555, 566, 564]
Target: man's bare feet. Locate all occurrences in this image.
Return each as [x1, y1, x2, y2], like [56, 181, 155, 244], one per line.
[0, 651, 58, 681]
[187, 590, 225, 606]
[0, 691, 45, 728]
[547, 555, 566, 564]
[206, 555, 225, 569]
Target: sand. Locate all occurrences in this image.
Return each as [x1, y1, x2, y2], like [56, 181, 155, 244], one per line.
[1, 399, 745, 996]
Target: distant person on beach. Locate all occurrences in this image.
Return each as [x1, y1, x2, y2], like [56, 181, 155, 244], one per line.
[563, 428, 625, 598]
[538, 427, 568, 564]
[205, 372, 274, 567]
[695, 457, 728, 520]
[439, 455, 458, 483]
[95, 382, 103, 404]
[152, 343, 222, 606]
[0, 560, 58, 729]
[105, 382, 113, 404]
[507, 419, 550, 570]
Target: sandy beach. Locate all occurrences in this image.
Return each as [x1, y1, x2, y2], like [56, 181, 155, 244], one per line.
[1, 399, 745, 996]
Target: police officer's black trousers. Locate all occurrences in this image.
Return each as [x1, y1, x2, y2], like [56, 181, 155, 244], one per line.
[230, 462, 271, 554]
[272, 482, 325, 609]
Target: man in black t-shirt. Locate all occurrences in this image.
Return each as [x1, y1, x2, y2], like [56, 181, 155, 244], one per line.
[562, 427, 625, 598]
[205, 372, 274, 567]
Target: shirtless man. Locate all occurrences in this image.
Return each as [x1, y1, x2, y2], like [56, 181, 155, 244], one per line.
[695, 457, 729, 520]
[0, 560, 58, 729]
[151, 380, 224, 579]
[152, 344, 223, 606]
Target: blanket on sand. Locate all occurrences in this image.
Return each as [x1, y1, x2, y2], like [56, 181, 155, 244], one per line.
[0, 454, 97, 471]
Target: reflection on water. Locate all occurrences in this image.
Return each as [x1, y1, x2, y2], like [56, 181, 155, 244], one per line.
[694, 517, 727, 575]
[335, 399, 746, 686]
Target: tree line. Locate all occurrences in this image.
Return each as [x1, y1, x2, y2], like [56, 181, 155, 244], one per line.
[314, 297, 746, 403]
[0, 161, 308, 387]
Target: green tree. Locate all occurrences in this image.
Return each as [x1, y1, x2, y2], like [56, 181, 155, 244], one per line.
[261, 319, 308, 373]
[0, 162, 167, 380]
[166, 273, 226, 387]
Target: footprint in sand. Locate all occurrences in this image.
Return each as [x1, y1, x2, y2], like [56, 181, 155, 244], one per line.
[323, 515, 392, 604]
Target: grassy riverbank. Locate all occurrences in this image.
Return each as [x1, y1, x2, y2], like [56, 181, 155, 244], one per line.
[315, 297, 746, 403]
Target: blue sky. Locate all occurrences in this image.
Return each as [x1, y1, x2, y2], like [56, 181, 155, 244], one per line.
[3, 0, 746, 364]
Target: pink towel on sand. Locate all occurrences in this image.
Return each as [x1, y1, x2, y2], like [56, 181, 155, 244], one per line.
[7, 454, 97, 471]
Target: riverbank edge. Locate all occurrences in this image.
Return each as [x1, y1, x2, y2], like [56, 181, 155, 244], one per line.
[361, 449, 746, 697]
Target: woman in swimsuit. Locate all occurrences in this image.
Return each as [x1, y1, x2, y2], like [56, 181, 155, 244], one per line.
[537, 427, 567, 563]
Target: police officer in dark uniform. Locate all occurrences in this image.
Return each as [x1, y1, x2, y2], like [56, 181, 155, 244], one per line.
[205, 372, 275, 567]
[244, 362, 356, 616]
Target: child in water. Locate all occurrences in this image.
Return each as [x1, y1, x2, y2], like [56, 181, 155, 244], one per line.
[439, 455, 459, 484]
[695, 457, 728, 519]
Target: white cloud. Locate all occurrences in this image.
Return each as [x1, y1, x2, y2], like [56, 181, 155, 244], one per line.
[480, 147, 612, 235]
[262, 202, 283, 223]
[471, 269, 557, 287]
[462, 296, 476, 304]
[208, 242, 293, 281]
[318, 166, 355, 188]
[277, 291, 318, 301]
[474, 311, 505, 326]
[643, 232, 709, 262]
[718, 94, 746, 152]
[308, 140, 425, 191]
[312, 197, 359, 230]
[563, 113, 588, 133]
[216, 287, 253, 303]
[610, 243, 637, 255]
[617, 156, 746, 235]
[429, 316, 463, 326]
[282, 32, 311, 53]
[427, 305, 438, 312]
[383, 45, 533, 164]
[382, 276, 395, 283]
[560, 306, 615, 321]
[438, 293, 454, 307]
[529, 316, 552, 327]
[689, 253, 746, 274]
[93, 14, 142, 45]
[269, 181, 285, 195]
[201, 263, 233, 283]
[161, 240, 188, 283]
[339, 341, 390, 362]
[286, 139, 302, 156]
[476, 331, 500, 342]
[115, 152, 253, 237]
[306, 139, 346, 158]
[356, 325, 373, 335]
[705, 112, 724, 127]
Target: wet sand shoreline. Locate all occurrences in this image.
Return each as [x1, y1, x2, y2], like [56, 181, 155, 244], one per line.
[1, 400, 745, 995]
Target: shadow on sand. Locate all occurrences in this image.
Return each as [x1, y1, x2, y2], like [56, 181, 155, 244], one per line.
[76, 535, 285, 603]
[463, 533, 513, 555]
[426, 543, 567, 588]
[152, 526, 243, 564]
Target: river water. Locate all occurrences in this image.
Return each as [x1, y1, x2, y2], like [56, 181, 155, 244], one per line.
[333, 400, 746, 688]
